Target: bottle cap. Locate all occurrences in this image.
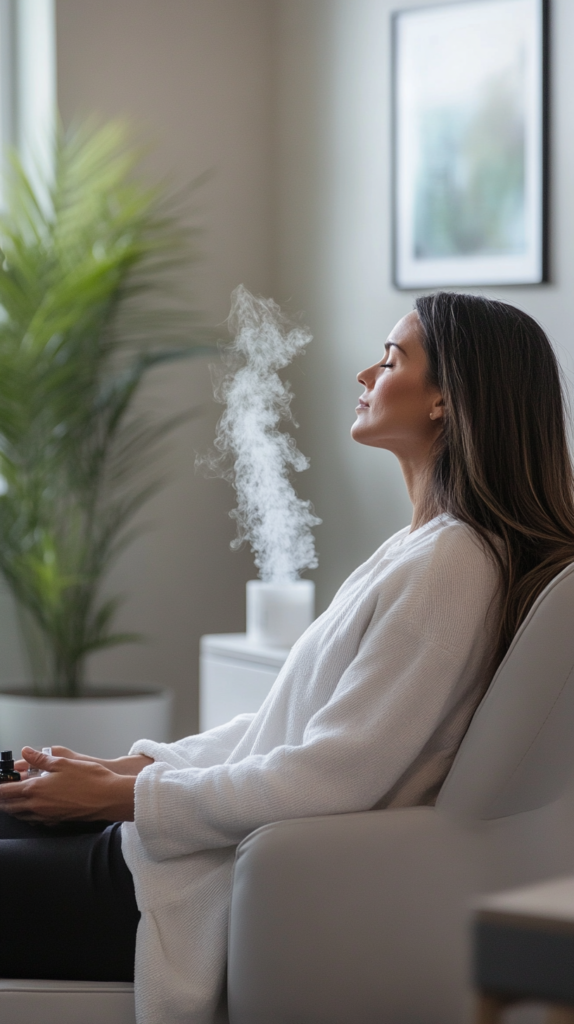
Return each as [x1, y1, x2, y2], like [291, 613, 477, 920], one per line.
[0, 750, 15, 769]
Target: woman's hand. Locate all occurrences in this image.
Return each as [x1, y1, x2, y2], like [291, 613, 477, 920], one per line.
[0, 747, 139, 823]
[15, 746, 153, 777]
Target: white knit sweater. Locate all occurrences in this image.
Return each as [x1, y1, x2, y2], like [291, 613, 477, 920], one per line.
[122, 514, 500, 1024]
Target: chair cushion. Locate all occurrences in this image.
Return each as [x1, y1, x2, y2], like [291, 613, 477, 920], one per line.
[438, 562, 574, 819]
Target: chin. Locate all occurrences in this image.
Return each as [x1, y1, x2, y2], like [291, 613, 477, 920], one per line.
[351, 427, 373, 446]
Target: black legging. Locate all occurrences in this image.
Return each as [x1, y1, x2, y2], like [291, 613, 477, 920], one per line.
[0, 811, 140, 981]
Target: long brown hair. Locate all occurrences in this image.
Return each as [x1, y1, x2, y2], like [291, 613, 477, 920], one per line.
[415, 291, 574, 668]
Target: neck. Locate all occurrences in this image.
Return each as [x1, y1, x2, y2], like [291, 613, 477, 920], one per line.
[398, 454, 437, 532]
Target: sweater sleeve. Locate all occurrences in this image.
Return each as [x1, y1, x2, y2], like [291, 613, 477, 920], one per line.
[133, 530, 498, 861]
[129, 713, 256, 769]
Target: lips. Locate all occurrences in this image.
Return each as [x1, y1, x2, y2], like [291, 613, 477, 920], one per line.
[357, 398, 369, 410]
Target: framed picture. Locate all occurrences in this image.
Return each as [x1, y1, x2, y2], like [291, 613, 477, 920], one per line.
[392, 0, 548, 289]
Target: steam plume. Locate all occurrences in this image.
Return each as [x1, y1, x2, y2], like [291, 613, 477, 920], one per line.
[200, 285, 320, 582]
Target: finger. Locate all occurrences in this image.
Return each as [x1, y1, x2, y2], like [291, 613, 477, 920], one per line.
[13, 764, 45, 778]
[0, 780, 60, 821]
[16, 745, 59, 773]
[20, 747, 60, 772]
[0, 800, 36, 814]
[1, 805, 58, 823]
[50, 747, 101, 764]
[0, 780, 34, 803]
[14, 754, 45, 772]
[18, 816, 52, 823]
[0, 793, 37, 819]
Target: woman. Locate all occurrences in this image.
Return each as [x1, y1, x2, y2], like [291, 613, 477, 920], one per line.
[1, 292, 574, 1024]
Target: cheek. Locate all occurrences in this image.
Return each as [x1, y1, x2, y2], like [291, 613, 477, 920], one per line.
[375, 374, 429, 422]
[374, 374, 409, 410]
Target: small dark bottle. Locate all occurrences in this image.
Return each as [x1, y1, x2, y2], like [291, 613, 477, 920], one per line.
[0, 750, 21, 783]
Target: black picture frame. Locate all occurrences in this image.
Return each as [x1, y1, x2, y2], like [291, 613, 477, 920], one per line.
[392, 0, 548, 289]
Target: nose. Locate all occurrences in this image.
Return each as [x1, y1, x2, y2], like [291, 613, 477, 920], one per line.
[357, 366, 373, 388]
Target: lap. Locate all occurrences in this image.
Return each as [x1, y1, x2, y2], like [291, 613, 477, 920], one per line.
[0, 810, 140, 981]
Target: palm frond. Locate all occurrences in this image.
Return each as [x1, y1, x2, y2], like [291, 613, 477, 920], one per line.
[0, 120, 212, 696]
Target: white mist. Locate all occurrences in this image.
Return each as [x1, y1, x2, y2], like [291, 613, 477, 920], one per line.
[199, 285, 320, 649]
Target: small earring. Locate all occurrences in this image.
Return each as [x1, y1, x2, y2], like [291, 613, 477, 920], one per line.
[430, 413, 435, 419]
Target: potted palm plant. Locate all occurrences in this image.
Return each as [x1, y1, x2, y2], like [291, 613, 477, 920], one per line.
[0, 121, 209, 757]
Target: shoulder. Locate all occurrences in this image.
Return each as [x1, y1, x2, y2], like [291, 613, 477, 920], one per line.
[420, 516, 498, 577]
[381, 515, 497, 581]
[388, 516, 501, 653]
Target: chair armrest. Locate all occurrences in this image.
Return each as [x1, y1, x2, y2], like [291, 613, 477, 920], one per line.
[228, 807, 482, 1024]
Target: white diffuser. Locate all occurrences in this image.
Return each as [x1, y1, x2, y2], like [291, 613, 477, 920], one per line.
[246, 579, 315, 648]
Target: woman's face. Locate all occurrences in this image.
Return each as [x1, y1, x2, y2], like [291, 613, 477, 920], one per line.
[351, 311, 444, 459]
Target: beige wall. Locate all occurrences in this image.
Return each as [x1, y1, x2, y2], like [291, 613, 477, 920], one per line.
[274, 0, 574, 611]
[54, 0, 275, 736]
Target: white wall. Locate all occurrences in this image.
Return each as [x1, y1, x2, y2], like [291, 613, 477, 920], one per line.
[273, 0, 574, 612]
[53, 0, 275, 736]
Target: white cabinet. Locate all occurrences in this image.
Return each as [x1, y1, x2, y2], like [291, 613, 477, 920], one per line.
[199, 634, 290, 732]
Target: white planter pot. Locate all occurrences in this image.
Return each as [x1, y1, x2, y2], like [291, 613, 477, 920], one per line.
[0, 687, 172, 760]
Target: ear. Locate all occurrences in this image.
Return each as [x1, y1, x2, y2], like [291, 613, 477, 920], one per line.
[429, 395, 445, 421]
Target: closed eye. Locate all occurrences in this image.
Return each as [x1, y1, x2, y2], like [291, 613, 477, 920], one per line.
[380, 362, 394, 368]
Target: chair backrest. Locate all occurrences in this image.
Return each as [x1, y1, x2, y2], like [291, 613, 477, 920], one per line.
[437, 562, 574, 820]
